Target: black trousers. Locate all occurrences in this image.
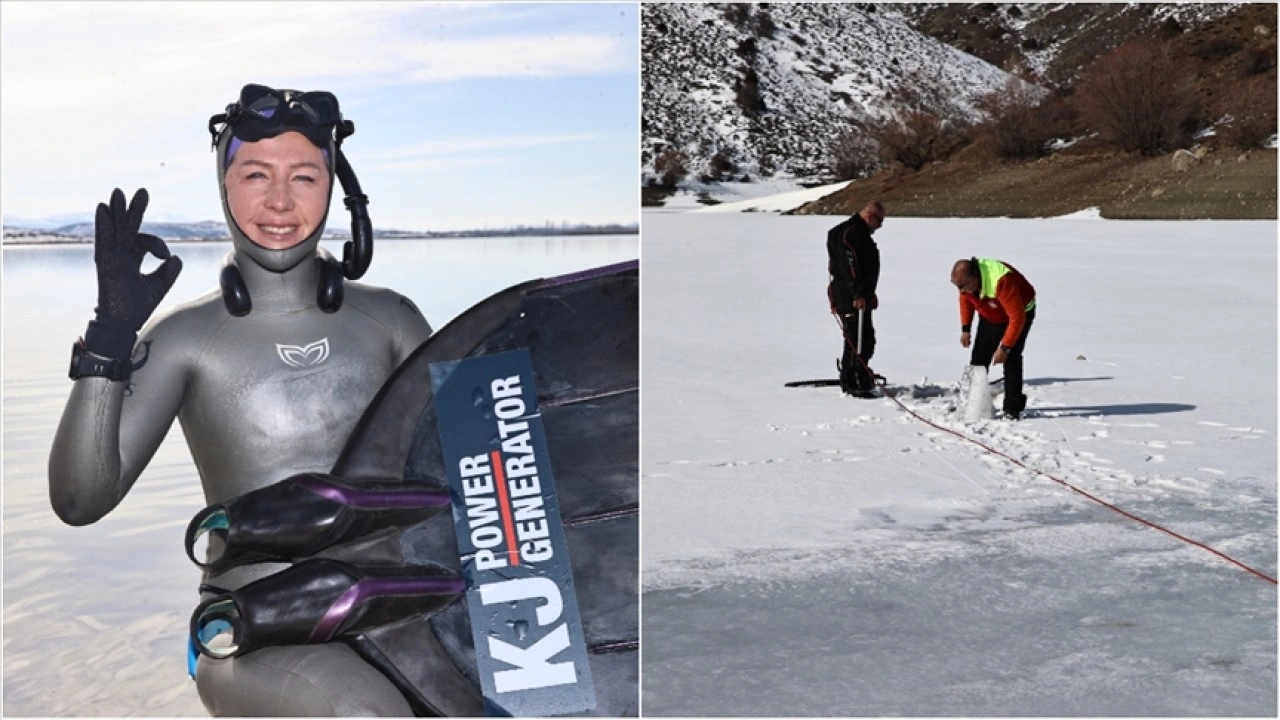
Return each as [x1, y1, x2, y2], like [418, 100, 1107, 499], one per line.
[839, 309, 876, 392]
[971, 309, 1035, 414]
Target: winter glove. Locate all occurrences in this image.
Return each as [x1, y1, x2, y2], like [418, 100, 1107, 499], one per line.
[83, 188, 182, 360]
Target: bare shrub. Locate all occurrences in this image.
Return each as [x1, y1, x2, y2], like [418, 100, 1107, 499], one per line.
[735, 68, 766, 115]
[1217, 77, 1278, 150]
[876, 110, 970, 171]
[654, 148, 689, 189]
[754, 11, 777, 38]
[873, 69, 973, 171]
[1158, 16, 1183, 40]
[1075, 40, 1198, 156]
[704, 148, 739, 181]
[829, 130, 880, 180]
[723, 4, 751, 27]
[976, 79, 1075, 160]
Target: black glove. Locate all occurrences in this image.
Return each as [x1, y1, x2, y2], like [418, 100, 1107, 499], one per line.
[83, 188, 182, 360]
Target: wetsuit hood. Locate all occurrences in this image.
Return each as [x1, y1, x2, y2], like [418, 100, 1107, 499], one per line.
[215, 128, 335, 274]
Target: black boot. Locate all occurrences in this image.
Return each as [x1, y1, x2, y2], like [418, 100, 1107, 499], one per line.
[1004, 393, 1027, 420]
[849, 362, 878, 399]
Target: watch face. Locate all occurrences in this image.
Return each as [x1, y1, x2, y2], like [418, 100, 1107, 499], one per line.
[69, 342, 84, 380]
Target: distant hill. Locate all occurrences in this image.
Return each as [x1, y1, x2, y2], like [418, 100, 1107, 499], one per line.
[643, 2, 1276, 220]
[642, 3, 1019, 183]
[884, 2, 1242, 87]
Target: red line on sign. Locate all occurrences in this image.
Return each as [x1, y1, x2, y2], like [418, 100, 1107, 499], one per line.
[491, 450, 520, 566]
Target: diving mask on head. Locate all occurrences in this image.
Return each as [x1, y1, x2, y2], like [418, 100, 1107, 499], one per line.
[208, 84, 373, 315]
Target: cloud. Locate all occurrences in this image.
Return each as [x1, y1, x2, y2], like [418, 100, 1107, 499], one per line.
[363, 133, 605, 161]
[1, 4, 628, 110]
[1, 4, 630, 177]
[0, 2, 637, 226]
[389, 35, 627, 81]
[361, 155, 500, 174]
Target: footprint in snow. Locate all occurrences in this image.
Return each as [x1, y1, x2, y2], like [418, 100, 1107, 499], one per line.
[860, 509, 897, 524]
[1145, 454, 1166, 463]
[1079, 616, 1137, 629]
[805, 449, 865, 463]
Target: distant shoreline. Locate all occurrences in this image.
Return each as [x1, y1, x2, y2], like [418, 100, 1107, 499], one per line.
[1, 227, 639, 247]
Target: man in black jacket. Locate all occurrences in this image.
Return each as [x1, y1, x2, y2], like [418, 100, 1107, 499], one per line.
[827, 200, 884, 397]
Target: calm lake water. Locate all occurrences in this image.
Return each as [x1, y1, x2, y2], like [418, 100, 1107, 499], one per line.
[1, 236, 637, 716]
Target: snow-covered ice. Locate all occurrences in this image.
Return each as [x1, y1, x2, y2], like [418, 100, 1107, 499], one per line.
[688, 180, 852, 214]
[640, 210, 1276, 716]
[655, 178, 846, 212]
[1054, 205, 1104, 220]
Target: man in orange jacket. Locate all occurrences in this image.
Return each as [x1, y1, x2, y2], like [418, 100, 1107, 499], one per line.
[951, 258, 1036, 419]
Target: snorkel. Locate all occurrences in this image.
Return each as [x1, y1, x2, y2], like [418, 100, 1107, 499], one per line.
[208, 84, 373, 315]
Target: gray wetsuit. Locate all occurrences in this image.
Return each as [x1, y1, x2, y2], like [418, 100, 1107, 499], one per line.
[50, 136, 433, 714]
[51, 250, 431, 715]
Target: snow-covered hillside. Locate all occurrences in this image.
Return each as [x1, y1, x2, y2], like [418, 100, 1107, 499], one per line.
[642, 3, 1021, 183]
[640, 209, 1276, 715]
[887, 2, 1245, 85]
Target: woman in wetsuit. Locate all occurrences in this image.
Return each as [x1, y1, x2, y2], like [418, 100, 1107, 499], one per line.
[49, 85, 431, 716]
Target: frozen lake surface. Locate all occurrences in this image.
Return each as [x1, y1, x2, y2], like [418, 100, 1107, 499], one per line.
[640, 212, 1276, 716]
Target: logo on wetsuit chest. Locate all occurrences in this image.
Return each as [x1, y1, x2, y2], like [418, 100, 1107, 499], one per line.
[275, 338, 330, 368]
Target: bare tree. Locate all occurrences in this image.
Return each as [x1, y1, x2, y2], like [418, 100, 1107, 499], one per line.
[829, 129, 880, 180]
[872, 68, 973, 171]
[976, 78, 1075, 160]
[1075, 40, 1198, 156]
[654, 148, 689, 189]
[1217, 76, 1277, 150]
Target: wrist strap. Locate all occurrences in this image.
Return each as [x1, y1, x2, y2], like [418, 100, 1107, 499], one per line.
[69, 340, 133, 382]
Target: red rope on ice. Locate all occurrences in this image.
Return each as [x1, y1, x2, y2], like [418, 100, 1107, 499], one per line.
[834, 315, 1277, 585]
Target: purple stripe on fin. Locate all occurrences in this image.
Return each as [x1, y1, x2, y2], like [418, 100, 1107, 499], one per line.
[296, 476, 450, 509]
[309, 576, 466, 643]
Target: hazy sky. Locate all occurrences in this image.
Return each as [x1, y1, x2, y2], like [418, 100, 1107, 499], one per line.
[0, 2, 638, 231]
